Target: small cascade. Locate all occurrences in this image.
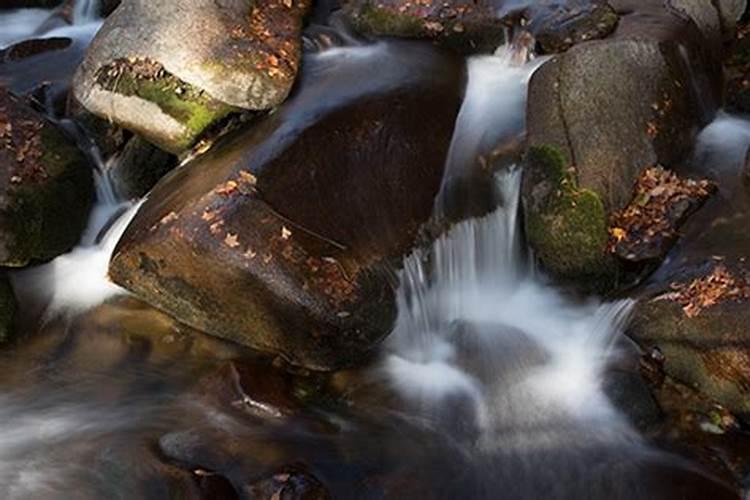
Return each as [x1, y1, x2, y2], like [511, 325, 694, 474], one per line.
[435, 34, 546, 218]
[11, 153, 139, 319]
[72, 0, 101, 25]
[386, 170, 636, 445]
[0, 0, 103, 50]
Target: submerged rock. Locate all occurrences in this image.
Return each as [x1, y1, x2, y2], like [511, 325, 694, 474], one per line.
[73, 0, 311, 153]
[523, 3, 720, 290]
[630, 263, 750, 420]
[110, 44, 462, 370]
[0, 87, 93, 266]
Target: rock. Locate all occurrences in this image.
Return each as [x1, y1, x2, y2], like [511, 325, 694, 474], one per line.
[109, 135, 175, 199]
[0, 37, 84, 115]
[523, 3, 720, 290]
[195, 361, 309, 419]
[73, 0, 311, 153]
[716, 0, 747, 35]
[0, 275, 16, 343]
[243, 466, 331, 500]
[341, 0, 508, 52]
[342, 0, 619, 54]
[607, 166, 715, 263]
[109, 44, 462, 370]
[668, 0, 724, 49]
[67, 97, 128, 158]
[630, 262, 750, 420]
[532, 0, 620, 54]
[0, 87, 93, 266]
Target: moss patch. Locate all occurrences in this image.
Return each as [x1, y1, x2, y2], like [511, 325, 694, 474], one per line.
[95, 58, 235, 151]
[525, 145, 614, 287]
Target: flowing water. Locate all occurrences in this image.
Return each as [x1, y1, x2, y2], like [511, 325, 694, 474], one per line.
[0, 4, 743, 497]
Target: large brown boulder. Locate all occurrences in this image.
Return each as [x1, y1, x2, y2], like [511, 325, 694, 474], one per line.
[522, 0, 722, 290]
[0, 87, 93, 266]
[73, 0, 311, 153]
[109, 44, 463, 370]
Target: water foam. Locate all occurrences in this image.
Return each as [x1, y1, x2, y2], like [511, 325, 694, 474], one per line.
[11, 155, 139, 319]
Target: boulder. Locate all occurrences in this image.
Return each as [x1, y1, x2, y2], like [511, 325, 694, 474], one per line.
[530, 0, 620, 54]
[341, 0, 508, 52]
[341, 0, 619, 54]
[109, 44, 462, 370]
[0, 87, 93, 266]
[523, 1, 721, 290]
[630, 262, 750, 420]
[73, 0, 311, 153]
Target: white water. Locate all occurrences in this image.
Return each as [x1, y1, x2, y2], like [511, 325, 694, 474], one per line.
[386, 170, 636, 445]
[11, 155, 138, 319]
[385, 44, 638, 449]
[694, 111, 750, 176]
[436, 42, 546, 215]
[0, 0, 102, 50]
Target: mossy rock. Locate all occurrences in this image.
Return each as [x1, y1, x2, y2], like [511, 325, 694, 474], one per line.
[0, 89, 94, 266]
[73, 0, 310, 154]
[94, 59, 236, 153]
[523, 145, 616, 290]
[342, 0, 509, 53]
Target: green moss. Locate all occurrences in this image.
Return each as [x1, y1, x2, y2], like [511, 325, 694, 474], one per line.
[352, 3, 425, 37]
[97, 62, 235, 151]
[525, 145, 614, 287]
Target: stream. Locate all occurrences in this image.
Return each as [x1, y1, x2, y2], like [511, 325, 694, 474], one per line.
[0, 1, 748, 499]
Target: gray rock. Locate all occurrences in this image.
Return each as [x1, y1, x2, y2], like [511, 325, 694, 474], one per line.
[73, 0, 310, 153]
[522, 1, 720, 289]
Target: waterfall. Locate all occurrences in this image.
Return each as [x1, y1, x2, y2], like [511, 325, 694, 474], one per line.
[72, 0, 101, 24]
[386, 170, 636, 443]
[383, 41, 639, 452]
[435, 40, 547, 218]
[10, 153, 140, 319]
[0, 0, 103, 50]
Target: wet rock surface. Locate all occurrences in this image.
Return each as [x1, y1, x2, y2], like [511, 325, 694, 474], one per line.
[0, 35, 92, 116]
[341, 0, 509, 52]
[73, 0, 310, 153]
[523, 1, 721, 290]
[0, 87, 93, 266]
[630, 262, 750, 419]
[110, 45, 462, 370]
